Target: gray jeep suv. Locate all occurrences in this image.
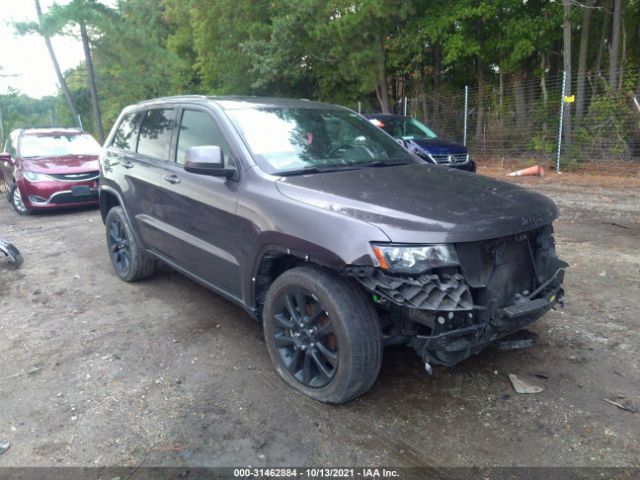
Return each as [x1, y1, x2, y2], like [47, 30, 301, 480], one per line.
[99, 96, 567, 404]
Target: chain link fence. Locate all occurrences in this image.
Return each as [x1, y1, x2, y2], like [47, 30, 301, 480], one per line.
[362, 68, 640, 176]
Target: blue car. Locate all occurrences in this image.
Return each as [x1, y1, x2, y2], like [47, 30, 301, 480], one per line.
[367, 114, 476, 173]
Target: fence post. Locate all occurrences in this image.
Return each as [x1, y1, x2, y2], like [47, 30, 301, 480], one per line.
[556, 71, 566, 174]
[358, 101, 361, 114]
[463, 85, 468, 146]
[77, 114, 83, 131]
[403, 97, 407, 116]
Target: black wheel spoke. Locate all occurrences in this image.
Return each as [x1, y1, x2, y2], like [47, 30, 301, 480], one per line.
[302, 352, 312, 384]
[315, 342, 338, 367]
[294, 291, 307, 317]
[317, 322, 335, 337]
[307, 303, 324, 325]
[274, 333, 295, 348]
[287, 349, 302, 374]
[285, 294, 301, 322]
[274, 313, 294, 329]
[310, 350, 333, 379]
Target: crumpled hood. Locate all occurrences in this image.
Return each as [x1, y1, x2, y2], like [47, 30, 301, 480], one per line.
[21, 155, 99, 174]
[276, 164, 558, 243]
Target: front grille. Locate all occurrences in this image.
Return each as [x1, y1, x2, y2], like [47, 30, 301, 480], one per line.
[456, 231, 536, 308]
[48, 171, 100, 181]
[50, 192, 98, 204]
[430, 153, 468, 164]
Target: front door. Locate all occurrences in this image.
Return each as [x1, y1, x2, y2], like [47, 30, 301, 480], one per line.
[156, 107, 242, 298]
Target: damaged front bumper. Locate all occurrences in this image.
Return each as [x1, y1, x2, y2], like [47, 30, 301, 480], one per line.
[346, 225, 567, 367]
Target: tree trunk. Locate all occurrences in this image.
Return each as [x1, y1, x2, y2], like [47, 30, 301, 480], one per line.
[419, 66, 428, 123]
[592, 3, 609, 95]
[619, 20, 626, 89]
[35, 0, 80, 127]
[375, 33, 390, 113]
[576, 0, 594, 123]
[511, 71, 526, 129]
[562, 0, 572, 146]
[540, 55, 548, 132]
[80, 20, 105, 142]
[609, 0, 622, 91]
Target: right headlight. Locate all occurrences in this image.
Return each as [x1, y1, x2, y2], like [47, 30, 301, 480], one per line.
[371, 243, 460, 274]
[23, 171, 52, 182]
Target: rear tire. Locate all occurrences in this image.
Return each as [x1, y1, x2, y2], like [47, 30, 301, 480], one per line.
[9, 184, 31, 215]
[105, 206, 156, 282]
[263, 265, 382, 404]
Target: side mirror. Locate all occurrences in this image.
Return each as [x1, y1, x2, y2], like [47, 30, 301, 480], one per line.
[395, 138, 407, 148]
[183, 146, 236, 179]
[0, 152, 12, 164]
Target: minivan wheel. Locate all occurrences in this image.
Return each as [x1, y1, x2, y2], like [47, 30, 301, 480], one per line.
[263, 266, 382, 404]
[9, 185, 31, 215]
[105, 206, 156, 282]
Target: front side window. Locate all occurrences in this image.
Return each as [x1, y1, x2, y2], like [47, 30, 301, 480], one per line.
[19, 133, 101, 158]
[136, 109, 176, 161]
[176, 110, 232, 166]
[112, 112, 141, 151]
[227, 108, 416, 175]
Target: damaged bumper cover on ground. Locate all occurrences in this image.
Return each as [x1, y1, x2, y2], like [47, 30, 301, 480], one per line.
[346, 225, 567, 367]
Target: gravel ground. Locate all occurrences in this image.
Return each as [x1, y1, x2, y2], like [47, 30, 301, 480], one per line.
[0, 173, 638, 469]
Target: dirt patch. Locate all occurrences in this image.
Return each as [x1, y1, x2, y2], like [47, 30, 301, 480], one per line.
[0, 177, 639, 468]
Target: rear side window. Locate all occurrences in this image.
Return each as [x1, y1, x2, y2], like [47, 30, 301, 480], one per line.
[175, 110, 232, 166]
[112, 113, 140, 151]
[137, 109, 176, 161]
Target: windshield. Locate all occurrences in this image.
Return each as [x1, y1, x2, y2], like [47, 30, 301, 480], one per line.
[372, 117, 438, 140]
[227, 108, 417, 174]
[20, 134, 101, 158]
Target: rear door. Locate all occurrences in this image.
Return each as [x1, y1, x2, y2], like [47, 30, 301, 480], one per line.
[155, 106, 243, 298]
[124, 108, 178, 253]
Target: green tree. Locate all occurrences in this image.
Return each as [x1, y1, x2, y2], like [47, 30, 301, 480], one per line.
[38, 0, 114, 142]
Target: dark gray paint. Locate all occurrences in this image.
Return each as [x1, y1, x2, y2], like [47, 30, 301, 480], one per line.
[99, 95, 559, 313]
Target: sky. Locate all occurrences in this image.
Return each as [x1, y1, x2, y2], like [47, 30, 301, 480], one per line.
[0, 0, 105, 98]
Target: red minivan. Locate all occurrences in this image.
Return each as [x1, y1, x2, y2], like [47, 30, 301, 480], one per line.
[0, 128, 101, 215]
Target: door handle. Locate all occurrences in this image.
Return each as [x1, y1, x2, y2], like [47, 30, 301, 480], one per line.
[163, 173, 181, 185]
[121, 160, 134, 169]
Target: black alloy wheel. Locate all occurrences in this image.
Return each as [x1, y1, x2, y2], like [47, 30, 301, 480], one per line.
[107, 215, 131, 277]
[272, 287, 338, 388]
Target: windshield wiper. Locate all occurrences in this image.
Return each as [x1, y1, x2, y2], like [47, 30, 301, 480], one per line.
[352, 160, 414, 168]
[278, 160, 413, 176]
[278, 165, 365, 176]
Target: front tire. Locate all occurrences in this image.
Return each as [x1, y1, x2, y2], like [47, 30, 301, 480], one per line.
[9, 184, 31, 215]
[263, 266, 382, 404]
[105, 206, 156, 282]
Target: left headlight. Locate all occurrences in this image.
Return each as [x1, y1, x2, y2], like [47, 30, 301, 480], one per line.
[371, 243, 460, 274]
[23, 171, 52, 182]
